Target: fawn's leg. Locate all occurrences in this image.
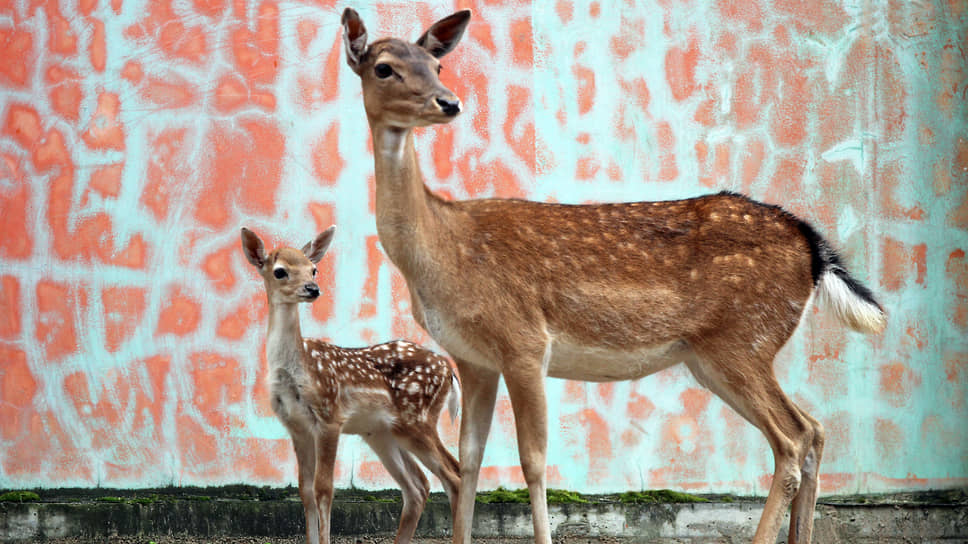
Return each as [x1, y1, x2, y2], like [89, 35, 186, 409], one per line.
[365, 434, 430, 544]
[289, 425, 320, 544]
[399, 424, 460, 518]
[313, 423, 340, 544]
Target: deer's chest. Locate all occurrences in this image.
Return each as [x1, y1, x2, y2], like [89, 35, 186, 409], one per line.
[412, 291, 496, 370]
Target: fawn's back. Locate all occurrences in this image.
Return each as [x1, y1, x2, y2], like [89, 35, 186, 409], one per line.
[298, 339, 457, 434]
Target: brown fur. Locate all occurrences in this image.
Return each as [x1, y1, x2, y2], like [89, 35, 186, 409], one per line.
[242, 227, 460, 544]
[341, 8, 884, 544]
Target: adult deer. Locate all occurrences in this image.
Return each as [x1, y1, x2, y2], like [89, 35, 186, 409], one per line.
[241, 226, 461, 544]
[340, 8, 886, 544]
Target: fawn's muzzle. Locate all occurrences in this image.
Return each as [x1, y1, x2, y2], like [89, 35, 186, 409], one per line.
[303, 284, 320, 299]
[436, 96, 461, 116]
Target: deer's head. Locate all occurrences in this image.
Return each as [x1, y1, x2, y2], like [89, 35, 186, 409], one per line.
[241, 226, 335, 305]
[342, 7, 471, 128]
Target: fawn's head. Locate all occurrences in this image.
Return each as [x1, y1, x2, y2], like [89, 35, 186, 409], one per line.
[342, 7, 471, 128]
[241, 226, 335, 305]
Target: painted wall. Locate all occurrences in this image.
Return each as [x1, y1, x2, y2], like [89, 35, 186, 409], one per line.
[0, 0, 965, 495]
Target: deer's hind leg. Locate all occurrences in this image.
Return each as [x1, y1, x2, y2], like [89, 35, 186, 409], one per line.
[788, 406, 825, 543]
[686, 338, 819, 544]
[398, 424, 461, 519]
[364, 434, 430, 544]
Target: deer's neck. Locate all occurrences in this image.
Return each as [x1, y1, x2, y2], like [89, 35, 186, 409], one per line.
[266, 301, 305, 372]
[370, 123, 446, 275]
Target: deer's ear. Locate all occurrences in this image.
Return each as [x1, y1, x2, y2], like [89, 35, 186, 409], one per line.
[241, 227, 267, 268]
[342, 8, 368, 74]
[302, 225, 335, 264]
[416, 9, 471, 58]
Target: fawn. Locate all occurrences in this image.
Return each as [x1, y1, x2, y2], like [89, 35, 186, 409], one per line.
[340, 7, 886, 544]
[241, 226, 460, 544]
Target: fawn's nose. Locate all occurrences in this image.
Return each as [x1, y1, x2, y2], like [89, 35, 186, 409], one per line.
[304, 284, 320, 299]
[436, 96, 461, 116]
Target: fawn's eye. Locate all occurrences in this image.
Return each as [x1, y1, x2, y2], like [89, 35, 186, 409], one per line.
[312, 268, 317, 277]
[273, 268, 288, 279]
[436, 64, 442, 75]
[374, 63, 393, 79]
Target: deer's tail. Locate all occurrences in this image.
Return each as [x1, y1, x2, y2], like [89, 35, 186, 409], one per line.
[801, 221, 887, 335]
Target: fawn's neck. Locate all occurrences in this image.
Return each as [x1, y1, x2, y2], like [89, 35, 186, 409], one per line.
[266, 301, 305, 371]
[370, 123, 448, 275]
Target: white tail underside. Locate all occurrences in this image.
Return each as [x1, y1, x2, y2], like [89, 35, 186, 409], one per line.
[817, 271, 887, 335]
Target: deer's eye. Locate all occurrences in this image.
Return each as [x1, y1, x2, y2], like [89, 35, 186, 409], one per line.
[374, 63, 393, 79]
[436, 64, 443, 75]
[273, 268, 288, 279]
[312, 268, 317, 277]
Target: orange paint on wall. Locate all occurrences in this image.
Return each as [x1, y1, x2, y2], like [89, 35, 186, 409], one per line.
[626, 391, 655, 420]
[665, 37, 700, 101]
[217, 295, 264, 341]
[0, 346, 36, 440]
[656, 121, 678, 181]
[156, 288, 202, 336]
[358, 236, 383, 319]
[82, 93, 125, 151]
[313, 122, 346, 186]
[141, 127, 190, 221]
[716, 0, 764, 31]
[203, 244, 237, 293]
[102, 286, 147, 353]
[879, 361, 922, 406]
[882, 237, 927, 292]
[573, 63, 596, 116]
[87, 163, 124, 199]
[0, 170, 33, 259]
[505, 85, 535, 170]
[0, 276, 21, 339]
[46, 65, 82, 121]
[579, 408, 611, 484]
[510, 18, 533, 66]
[0, 29, 33, 87]
[3, 103, 42, 150]
[47, 8, 77, 55]
[771, 68, 810, 147]
[190, 352, 244, 430]
[89, 18, 106, 72]
[35, 280, 84, 362]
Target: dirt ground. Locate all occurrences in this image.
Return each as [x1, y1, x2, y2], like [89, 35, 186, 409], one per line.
[43, 538, 628, 544]
[43, 538, 630, 544]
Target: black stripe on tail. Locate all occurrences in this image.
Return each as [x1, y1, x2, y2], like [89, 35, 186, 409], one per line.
[794, 219, 884, 313]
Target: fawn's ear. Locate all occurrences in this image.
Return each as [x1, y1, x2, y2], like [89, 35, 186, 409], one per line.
[241, 227, 267, 268]
[416, 10, 471, 58]
[342, 8, 368, 74]
[302, 225, 335, 264]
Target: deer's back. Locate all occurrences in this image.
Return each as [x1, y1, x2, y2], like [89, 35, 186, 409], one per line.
[300, 339, 454, 433]
[414, 192, 817, 360]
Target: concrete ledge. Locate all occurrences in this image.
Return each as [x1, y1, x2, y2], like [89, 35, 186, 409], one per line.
[1, 488, 966, 542]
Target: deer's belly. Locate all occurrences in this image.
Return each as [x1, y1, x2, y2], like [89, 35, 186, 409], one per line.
[340, 387, 396, 435]
[546, 338, 693, 382]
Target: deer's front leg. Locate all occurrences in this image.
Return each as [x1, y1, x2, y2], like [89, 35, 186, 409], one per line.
[288, 425, 320, 544]
[502, 348, 551, 544]
[453, 361, 500, 544]
[313, 423, 341, 544]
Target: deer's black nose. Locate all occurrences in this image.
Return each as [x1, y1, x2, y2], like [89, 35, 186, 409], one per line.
[304, 284, 320, 299]
[436, 97, 461, 116]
